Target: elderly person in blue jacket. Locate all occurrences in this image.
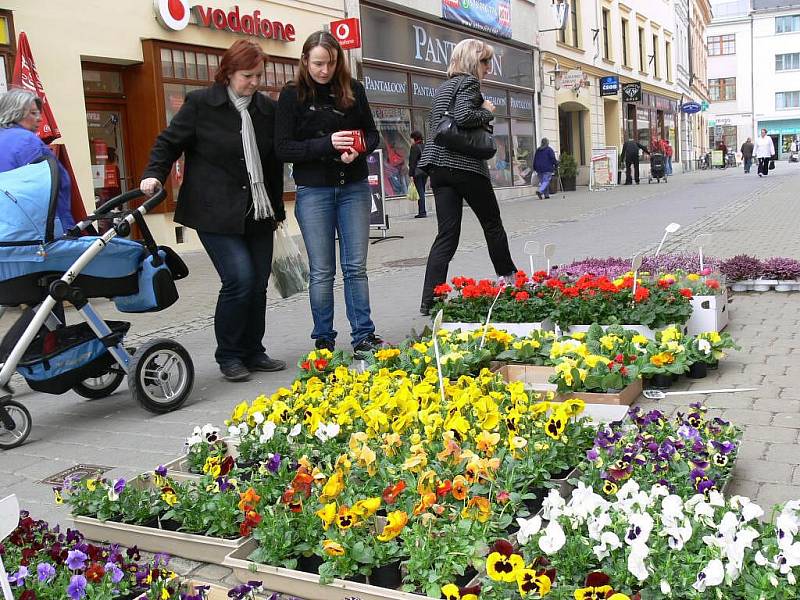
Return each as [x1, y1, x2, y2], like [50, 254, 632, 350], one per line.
[532, 137, 558, 199]
[0, 88, 75, 228]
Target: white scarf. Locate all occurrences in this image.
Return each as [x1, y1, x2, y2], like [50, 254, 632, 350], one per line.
[227, 86, 274, 220]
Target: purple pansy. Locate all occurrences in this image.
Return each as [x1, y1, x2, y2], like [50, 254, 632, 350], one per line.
[155, 465, 168, 477]
[67, 574, 87, 599]
[8, 565, 28, 586]
[267, 452, 282, 473]
[66, 549, 87, 571]
[37, 562, 56, 582]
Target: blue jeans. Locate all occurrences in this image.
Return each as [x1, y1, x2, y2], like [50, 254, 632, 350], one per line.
[666, 156, 673, 175]
[295, 180, 375, 346]
[537, 171, 553, 195]
[414, 174, 428, 216]
[744, 157, 752, 173]
[198, 221, 273, 367]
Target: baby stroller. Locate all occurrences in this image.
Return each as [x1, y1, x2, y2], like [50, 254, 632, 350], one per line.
[648, 152, 667, 184]
[0, 156, 194, 449]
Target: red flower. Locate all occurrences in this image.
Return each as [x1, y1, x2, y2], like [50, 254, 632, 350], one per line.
[219, 455, 235, 476]
[614, 354, 624, 363]
[706, 278, 720, 289]
[314, 358, 329, 370]
[489, 539, 515, 557]
[434, 283, 453, 296]
[382, 480, 406, 504]
[680, 288, 693, 298]
[620, 366, 628, 376]
[436, 480, 453, 497]
[497, 490, 511, 504]
[633, 287, 650, 302]
[301, 360, 311, 370]
[20, 591, 37, 600]
[85, 562, 106, 582]
[514, 291, 530, 302]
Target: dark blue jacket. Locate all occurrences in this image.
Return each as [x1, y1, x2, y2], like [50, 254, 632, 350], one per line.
[533, 145, 557, 173]
[0, 125, 75, 228]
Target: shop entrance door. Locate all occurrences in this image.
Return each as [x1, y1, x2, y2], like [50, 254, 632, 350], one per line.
[85, 104, 131, 230]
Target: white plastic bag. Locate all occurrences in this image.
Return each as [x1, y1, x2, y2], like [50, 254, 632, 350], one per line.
[272, 224, 309, 298]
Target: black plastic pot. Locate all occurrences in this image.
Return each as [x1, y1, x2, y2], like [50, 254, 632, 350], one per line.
[369, 561, 403, 589]
[708, 360, 720, 370]
[687, 362, 708, 379]
[645, 374, 673, 389]
[454, 566, 479, 587]
[297, 554, 323, 574]
[346, 573, 367, 584]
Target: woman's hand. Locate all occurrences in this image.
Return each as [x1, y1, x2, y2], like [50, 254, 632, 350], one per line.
[331, 131, 355, 152]
[139, 178, 162, 196]
[482, 99, 496, 113]
[340, 149, 359, 164]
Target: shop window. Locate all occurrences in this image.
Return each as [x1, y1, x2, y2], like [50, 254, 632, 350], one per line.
[665, 41, 672, 81]
[602, 8, 611, 59]
[374, 106, 412, 197]
[707, 34, 735, 56]
[1, 11, 15, 89]
[776, 53, 800, 71]
[776, 90, 800, 109]
[82, 69, 123, 95]
[638, 26, 646, 73]
[512, 119, 535, 186]
[621, 18, 630, 67]
[652, 35, 659, 78]
[636, 107, 650, 149]
[489, 117, 513, 188]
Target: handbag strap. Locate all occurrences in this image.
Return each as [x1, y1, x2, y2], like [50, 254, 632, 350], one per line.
[444, 75, 468, 116]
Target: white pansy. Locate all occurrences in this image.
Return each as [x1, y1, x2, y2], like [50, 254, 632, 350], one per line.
[288, 423, 302, 438]
[782, 541, 800, 568]
[236, 422, 249, 435]
[625, 512, 654, 546]
[627, 541, 650, 582]
[664, 518, 693, 551]
[755, 551, 769, 566]
[649, 484, 670, 498]
[592, 531, 621, 561]
[315, 422, 340, 442]
[538, 519, 566, 554]
[707, 489, 725, 507]
[227, 425, 240, 437]
[252, 411, 265, 425]
[260, 421, 276, 442]
[788, 572, 796, 585]
[741, 500, 765, 523]
[698, 338, 712, 355]
[618, 479, 641, 500]
[587, 511, 612, 541]
[541, 489, 566, 521]
[515, 515, 542, 545]
[692, 559, 724, 592]
[660, 580, 671, 595]
[660, 495, 685, 527]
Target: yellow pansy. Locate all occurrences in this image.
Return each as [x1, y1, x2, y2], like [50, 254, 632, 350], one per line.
[377, 510, 409, 541]
[320, 470, 345, 503]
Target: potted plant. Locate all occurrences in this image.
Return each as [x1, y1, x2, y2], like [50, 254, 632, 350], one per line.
[719, 254, 762, 291]
[557, 152, 578, 191]
[762, 256, 800, 291]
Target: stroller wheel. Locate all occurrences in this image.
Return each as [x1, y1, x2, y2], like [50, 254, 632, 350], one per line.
[73, 369, 125, 400]
[128, 338, 194, 414]
[0, 399, 32, 449]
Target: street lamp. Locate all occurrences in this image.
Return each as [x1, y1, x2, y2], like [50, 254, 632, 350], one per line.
[546, 60, 564, 91]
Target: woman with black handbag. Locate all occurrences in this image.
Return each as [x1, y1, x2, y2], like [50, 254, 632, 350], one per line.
[418, 39, 517, 315]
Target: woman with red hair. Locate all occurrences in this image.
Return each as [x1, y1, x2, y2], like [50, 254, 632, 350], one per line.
[140, 39, 286, 382]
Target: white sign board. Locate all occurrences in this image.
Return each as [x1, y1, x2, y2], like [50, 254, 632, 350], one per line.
[590, 147, 618, 189]
[560, 69, 586, 89]
[0, 57, 7, 93]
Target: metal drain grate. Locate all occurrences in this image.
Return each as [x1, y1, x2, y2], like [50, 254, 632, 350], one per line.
[40, 464, 113, 486]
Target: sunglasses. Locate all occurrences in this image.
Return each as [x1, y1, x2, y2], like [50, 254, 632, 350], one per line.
[480, 58, 491, 65]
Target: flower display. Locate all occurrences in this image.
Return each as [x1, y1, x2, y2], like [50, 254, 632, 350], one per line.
[581, 403, 741, 498]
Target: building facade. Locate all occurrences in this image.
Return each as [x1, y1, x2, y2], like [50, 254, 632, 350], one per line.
[688, 0, 713, 165]
[752, 0, 800, 158]
[536, 0, 682, 185]
[707, 0, 753, 157]
[343, 0, 539, 211]
[1, 0, 344, 252]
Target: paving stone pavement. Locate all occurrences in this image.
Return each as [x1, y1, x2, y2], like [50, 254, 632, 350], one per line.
[2, 165, 800, 593]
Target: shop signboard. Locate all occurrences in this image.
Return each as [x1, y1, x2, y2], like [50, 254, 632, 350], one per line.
[482, 85, 509, 115]
[442, 0, 512, 39]
[361, 5, 534, 89]
[599, 76, 619, 96]
[362, 67, 408, 105]
[621, 82, 642, 103]
[590, 147, 618, 189]
[410, 73, 445, 107]
[367, 150, 387, 230]
[330, 17, 361, 50]
[509, 91, 534, 117]
[154, 0, 296, 42]
[681, 101, 701, 114]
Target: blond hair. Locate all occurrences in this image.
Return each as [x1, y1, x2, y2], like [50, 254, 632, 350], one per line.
[447, 39, 494, 78]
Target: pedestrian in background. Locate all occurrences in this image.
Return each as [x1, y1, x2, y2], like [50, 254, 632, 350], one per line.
[532, 137, 557, 199]
[0, 88, 74, 229]
[717, 140, 728, 169]
[418, 38, 517, 315]
[740, 137, 754, 174]
[621, 135, 649, 185]
[755, 128, 775, 177]
[275, 30, 384, 356]
[408, 130, 428, 218]
[140, 39, 286, 382]
[663, 139, 673, 176]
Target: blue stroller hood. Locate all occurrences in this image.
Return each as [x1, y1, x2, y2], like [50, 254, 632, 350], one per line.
[0, 158, 64, 250]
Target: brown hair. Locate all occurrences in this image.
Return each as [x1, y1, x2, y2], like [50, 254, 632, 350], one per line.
[294, 31, 354, 110]
[214, 39, 267, 85]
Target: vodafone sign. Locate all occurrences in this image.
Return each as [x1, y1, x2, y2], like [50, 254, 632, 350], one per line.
[330, 17, 361, 50]
[154, 0, 296, 42]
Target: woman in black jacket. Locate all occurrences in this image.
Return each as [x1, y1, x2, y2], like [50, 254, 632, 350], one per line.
[418, 39, 517, 315]
[275, 31, 383, 356]
[140, 39, 286, 382]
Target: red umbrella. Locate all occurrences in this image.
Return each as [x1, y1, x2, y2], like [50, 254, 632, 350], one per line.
[11, 31, 61, 143]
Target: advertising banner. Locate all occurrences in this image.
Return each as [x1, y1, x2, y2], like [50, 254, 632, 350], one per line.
[367, 150, 387, 230]
[599, 76, 619, 97]
[442, 0, 512, 39]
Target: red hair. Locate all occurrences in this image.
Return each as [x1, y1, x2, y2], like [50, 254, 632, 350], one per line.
[215, 39, 267, 85]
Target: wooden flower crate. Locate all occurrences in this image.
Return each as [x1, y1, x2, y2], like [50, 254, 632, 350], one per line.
[72, 515, 248, 564]
[554, 379, 643, 406]
[223, 539, 441, 600]
[162, 438, 240, 481]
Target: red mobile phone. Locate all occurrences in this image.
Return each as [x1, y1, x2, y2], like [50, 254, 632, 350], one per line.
[347, 129, 366, 154]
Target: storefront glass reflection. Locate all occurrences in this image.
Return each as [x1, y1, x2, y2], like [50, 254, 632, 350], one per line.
[489, 117, 512, 187]
[511, 119, 534, 186]
[374, 106, 412, 197]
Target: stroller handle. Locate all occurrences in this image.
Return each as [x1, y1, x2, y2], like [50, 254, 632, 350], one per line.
[95, 187, 167, 216]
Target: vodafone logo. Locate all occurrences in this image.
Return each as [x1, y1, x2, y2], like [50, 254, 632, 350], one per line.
[330, 17, 361, 50]
[334, 22, 350, 41]
[155, 0, 191, 31]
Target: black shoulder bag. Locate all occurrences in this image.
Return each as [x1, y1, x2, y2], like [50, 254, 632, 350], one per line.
[433, 77, 497, 160]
